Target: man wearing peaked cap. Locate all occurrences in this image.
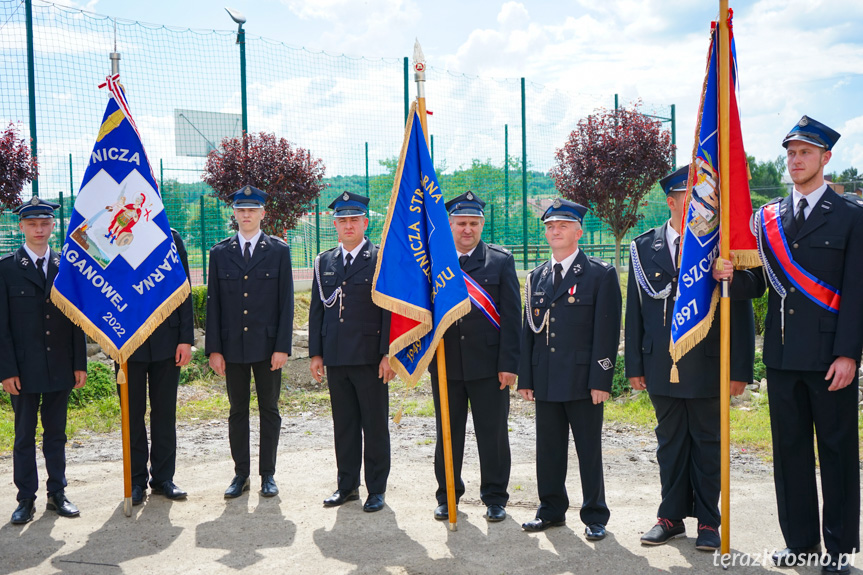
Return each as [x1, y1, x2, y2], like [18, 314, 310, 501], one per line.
[716, 115, 862, 573]
[309, 191, 394, 513]
[206, 184, 293, 500]
[1, 197, 87, 525]
[518, 198, 621, 541]
[428, 191, 521, 523]
[626, 165, 754, 551]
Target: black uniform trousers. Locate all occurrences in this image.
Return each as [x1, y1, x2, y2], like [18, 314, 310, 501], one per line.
[649, 394, 720, 527]
[225, 360, 282, 477]
[767, 367, 860, 554]
[326, 364, 390, 494]
[11, 389, 71, 501]
[124, 358, 180, 488]
[535, 398, 609, 526]
[430, 374, 510, 507]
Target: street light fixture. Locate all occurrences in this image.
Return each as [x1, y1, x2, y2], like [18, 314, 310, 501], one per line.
[225, 7, 248, 138]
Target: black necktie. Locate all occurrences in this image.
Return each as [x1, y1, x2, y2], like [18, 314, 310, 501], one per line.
[344, 253, 353, 270]
[36, 257, 46, 282]
[673, 237, 681, 271]
[459, 255, 468, 268]
[794, 197, 808, 235]
[243, 241, 251, 264]
[553, 263, 563, 291]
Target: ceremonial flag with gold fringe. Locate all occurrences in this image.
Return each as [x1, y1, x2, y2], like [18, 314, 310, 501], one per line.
[51, 74, 190, 363]
[669, 11, 755, 375]
[372, 101, 470, 385]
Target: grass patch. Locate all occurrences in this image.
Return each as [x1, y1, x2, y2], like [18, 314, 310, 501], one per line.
[294, 291, 312, 328]
[397, 398, 436, 418]
[605, 392, 657, 428]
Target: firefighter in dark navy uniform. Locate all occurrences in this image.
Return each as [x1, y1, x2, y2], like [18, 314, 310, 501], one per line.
[517, 199, 621, 541]
[122, 229, 194, 505]
[206, 185, 294, 500]
[429, 191, 521, 523]
[717, 117, 863, 573]
[309, 191, 394, 513]
[625, 165, 754, 552]
[0, 197, 87, 525]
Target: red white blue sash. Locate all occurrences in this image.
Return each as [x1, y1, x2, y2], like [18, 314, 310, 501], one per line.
[462, 271, 500, 330]
[759, 202, 841, 313]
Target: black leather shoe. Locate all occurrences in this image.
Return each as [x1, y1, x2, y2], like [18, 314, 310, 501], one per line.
[11, 499, 35, 525]
[323, 489, 359, 507]
[641, 518, 686, 545]
[152, 480, 187, 500]
[260, 475, 279, 498]
[585, 523, 607, 541]
[822, 553, 851, 574]
[131, 485, 145, 506]
[434, 504, 448, 521]
[363, 493, 385, 512]
[695, 523, 721, 551]
[772, 545, 822, 567]
[522, 517, 565, 532]
[486, 504, 506, 522]
[224, 475, 250, 499]
[46, 491, 80, 518]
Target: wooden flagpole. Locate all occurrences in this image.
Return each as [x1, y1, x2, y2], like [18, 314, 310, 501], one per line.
[117, 362, 133, 516]
[718, 0, 732, 556]
[414, 39, 458, 532]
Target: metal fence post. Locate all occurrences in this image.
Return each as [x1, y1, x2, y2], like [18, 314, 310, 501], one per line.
[403, 57, 409, 124]
[504, 124, 509, 241]
[69, 153, 75, 203]
[200, 195, 207, 284]
[25, 0, 38, 197]
[315, 195, 321, 255]
[671, 103, 677, 168]
[521, 78, 528, 270]
[365, 141, 369, 195]
[58, 192, 65, 247]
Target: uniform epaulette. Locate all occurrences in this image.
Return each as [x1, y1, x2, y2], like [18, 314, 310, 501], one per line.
[841, 193, 863, 209]
[764, 196, 784, 207]
[528, 261, 546, 275]
[0, 252, 12, 261]
[633, 228, 654, 241]
[215, 236, 232, 246]
[270, 235, 288, 245]
[486, 243, 511, 256]
[588, 255, 611, 267]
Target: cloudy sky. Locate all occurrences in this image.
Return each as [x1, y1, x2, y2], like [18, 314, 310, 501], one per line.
[37, 0, 863, 173]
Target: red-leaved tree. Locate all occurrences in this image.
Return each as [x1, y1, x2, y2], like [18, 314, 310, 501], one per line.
[202, 132, 326, 236]
[550, 103, 674, 268]
[0, 123, 39, 214]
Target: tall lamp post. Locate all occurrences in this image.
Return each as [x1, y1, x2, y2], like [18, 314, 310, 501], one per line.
[225, 7, 248, 139]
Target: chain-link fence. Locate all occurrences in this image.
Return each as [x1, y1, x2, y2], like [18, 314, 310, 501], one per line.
[1, 0, 682, 283]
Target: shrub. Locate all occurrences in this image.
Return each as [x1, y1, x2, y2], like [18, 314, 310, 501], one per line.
[179, 348, 212, 385]
[612, 355, 630, 398]
[753, 350, 767, 384]
[753, 290, 768, 336]
[70, 362, 117, 408]
[191, 285, 207, 329]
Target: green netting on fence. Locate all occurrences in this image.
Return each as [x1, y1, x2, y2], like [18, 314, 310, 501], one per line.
[1, 0, 677, 284]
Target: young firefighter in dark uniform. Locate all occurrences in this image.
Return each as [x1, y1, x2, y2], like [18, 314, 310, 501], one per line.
[309, 191, 394, 513]
[717, 117, 862, 574]
[123, 229, 194, 505]
[517, 199, 621, 541]
[625, 165, 754, 551]
[206, 185, 294, 499]
[0, 197, 87, 525]
[430, 191, 520, 523]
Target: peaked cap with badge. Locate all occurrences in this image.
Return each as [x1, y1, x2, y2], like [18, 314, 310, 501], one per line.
[782, 115, 841, 151]
[328, 191, 369, 218]
[445, 191, 485, 217]
[13, 196, 60, 219]
[230, 185, 268, 208]
[541, 198, 588, 223]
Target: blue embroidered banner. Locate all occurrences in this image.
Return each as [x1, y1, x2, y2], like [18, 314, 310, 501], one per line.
[372, 102, 470, 385]
[51, 75, 190, 363]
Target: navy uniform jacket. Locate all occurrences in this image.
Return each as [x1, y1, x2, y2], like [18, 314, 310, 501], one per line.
[625, 224, 755, 398]
[518, 250, 621, 402]
[309, 239, 389, 367]
[129, 230, 194, 363]
[430, 241, 521, 381]
[205, 233, 294, 365]
[0, 247, 87, 393]
[733, 189, 863, 370]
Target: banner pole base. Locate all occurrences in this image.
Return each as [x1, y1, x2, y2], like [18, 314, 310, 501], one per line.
[123, 497, 132, 517]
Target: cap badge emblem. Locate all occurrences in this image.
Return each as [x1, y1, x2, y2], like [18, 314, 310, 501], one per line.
[30, 197, 40, 205]
[552, 198, 561, 209]
[466, 192, 473, 200]
[343, 192, 350, 201]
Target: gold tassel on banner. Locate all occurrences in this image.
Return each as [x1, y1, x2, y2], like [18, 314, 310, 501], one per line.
[670, 362, 679, 384]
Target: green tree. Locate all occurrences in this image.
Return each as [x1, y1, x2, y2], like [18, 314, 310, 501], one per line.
[747, 154, 787, 207]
